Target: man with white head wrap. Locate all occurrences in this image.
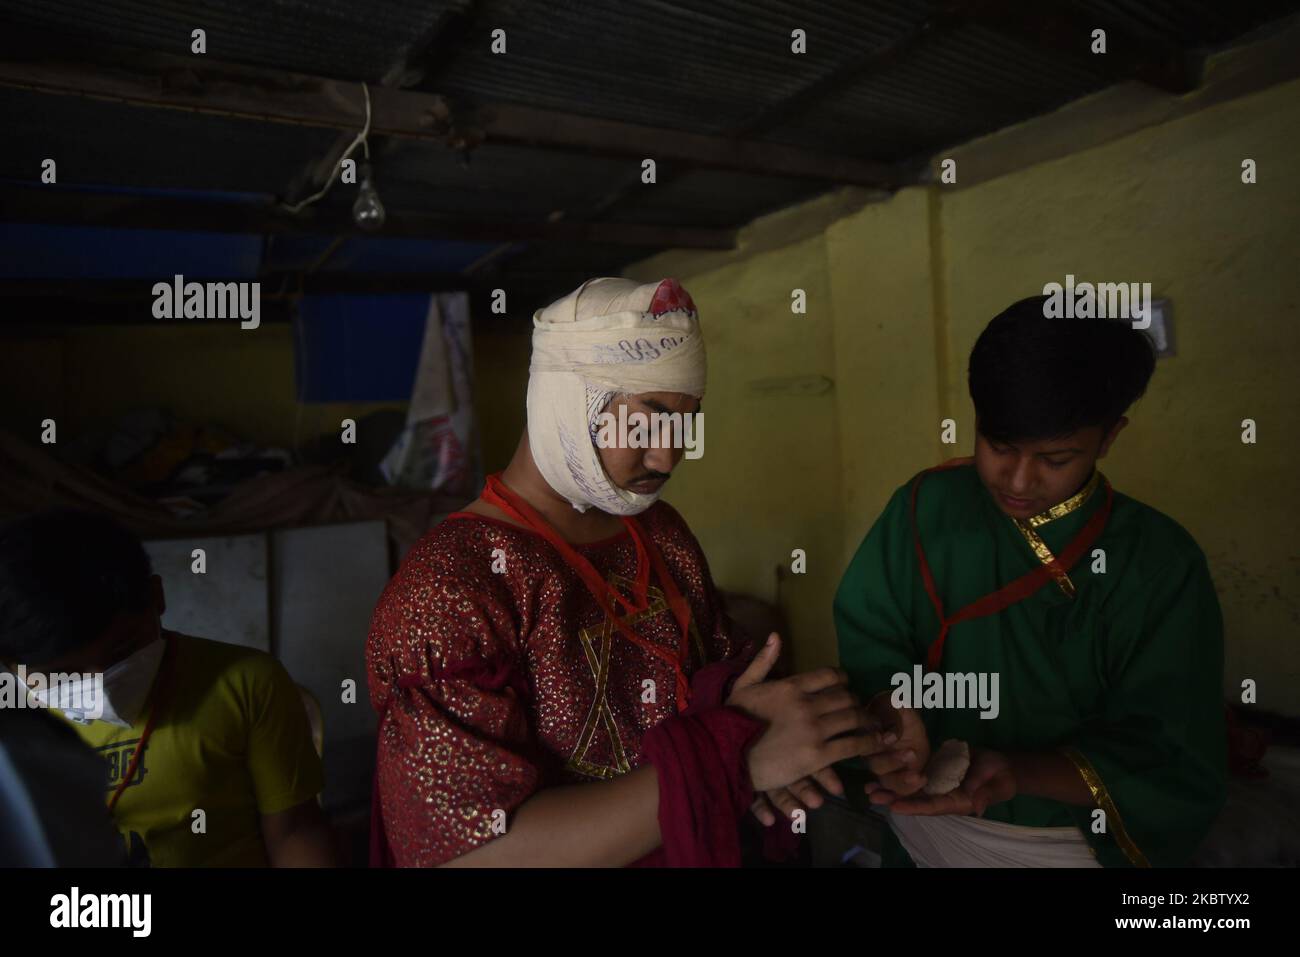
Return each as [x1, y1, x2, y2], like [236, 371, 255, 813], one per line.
[367, 277, 886, 867]
[527, 276, 707, 515]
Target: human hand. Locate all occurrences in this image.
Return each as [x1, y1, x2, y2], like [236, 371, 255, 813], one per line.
[862, 693, 931, 800]
[871, 747, 1017, 816]
[750, 765, 847, 825]
[728, 634, 895, 794]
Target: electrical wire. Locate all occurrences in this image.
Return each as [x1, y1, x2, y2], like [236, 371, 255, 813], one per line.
[280, 82, 372, 213]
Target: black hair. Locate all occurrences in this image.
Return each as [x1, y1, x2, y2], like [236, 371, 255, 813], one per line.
[0, 509, 153, 664]
[968, 295, 1156, 444]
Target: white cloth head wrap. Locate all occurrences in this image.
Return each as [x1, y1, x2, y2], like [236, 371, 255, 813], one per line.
[527, 277, 705, 514]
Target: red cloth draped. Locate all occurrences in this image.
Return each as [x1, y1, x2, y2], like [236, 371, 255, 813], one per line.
[639, 706, 764, 867]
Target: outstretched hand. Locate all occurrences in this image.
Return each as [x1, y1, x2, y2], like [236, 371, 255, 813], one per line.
[728, 634, 895, 800]
[862, 694, 931, 799]
[868, 747, 1017, 816]
[750, 764, 850, 825]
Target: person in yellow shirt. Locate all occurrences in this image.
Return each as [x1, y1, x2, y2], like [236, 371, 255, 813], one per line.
[0, 509, 336, 867]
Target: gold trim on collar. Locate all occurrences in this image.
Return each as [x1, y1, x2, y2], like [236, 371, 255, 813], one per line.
[1024, 470, 1102, 528]
[1009, 472, 1102, 598]
[1013, 521, 1076, 597]
[1060, 745, 1150, 867]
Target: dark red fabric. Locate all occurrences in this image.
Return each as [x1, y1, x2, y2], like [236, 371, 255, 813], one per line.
[371, 657, 759, 869]
[367, 473, 752, 866]
[628, 654, 753, 867]
[370, 657, 533, 867]
[759, 810, 802, 863]
[482, 473, 693, 710]
[686, 655, 749, 712]
[369, 761, 395, 867]
[671, 648, 801, 866]
[420, 657, 532, 704]
[640, 706, 765, 867]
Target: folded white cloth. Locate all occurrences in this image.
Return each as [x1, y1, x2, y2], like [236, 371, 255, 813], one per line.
[887, 810, 1102, 867]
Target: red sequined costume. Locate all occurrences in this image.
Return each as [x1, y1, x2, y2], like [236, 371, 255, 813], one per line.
[366, 499, 745, 867]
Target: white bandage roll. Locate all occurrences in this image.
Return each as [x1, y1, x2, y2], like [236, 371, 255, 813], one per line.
[526, 277, 705, 514]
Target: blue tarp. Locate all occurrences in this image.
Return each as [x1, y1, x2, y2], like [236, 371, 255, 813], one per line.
[0, 224, 265, 279]
[293, 294, 431, 403]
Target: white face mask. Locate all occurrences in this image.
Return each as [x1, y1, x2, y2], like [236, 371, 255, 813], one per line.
[21, 638, 166, 728]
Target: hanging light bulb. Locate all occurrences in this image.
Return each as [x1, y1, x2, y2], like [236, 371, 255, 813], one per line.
[352, 162, 386, 231]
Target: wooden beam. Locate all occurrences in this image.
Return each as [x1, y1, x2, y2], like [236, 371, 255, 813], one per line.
[0, 186, 737, 248]
[0, 275, 481, 301]
[0, 275, 585, 329]
[0, 28, 901, 189]
[464, 101, 903, 186]
[281, 5, 477, 207]
[0, 292, 292, 325]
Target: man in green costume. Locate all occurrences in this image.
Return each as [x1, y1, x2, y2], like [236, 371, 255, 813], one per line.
[833, 296, 1226, 867]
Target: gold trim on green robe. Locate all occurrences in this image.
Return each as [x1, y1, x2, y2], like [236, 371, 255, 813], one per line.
[1011, 469, 1101, 599]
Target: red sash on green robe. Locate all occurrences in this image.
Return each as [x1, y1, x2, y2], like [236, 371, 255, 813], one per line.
[911, 458, 1113, 671]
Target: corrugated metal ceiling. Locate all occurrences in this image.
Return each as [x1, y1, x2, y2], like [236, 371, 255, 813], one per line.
[762, 22, 1115, 161]
[431, 0, 940, 136]
[1, 0, 1297, 295]
[0, 0, 473, 81]
[0, 87, 337, 194]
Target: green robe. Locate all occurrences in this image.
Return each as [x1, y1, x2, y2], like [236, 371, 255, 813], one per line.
[834, 462, 1226, 867]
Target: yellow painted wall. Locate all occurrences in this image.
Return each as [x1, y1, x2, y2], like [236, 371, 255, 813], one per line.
[825, 187, 947, 558]
[0, 319, 526, 476]
[626, 228, 844, 669]
[0, 324, 405, 450]
[472, 321, 532, 473]
[624, 77, 1300, 711]
[938, 78, 1300, 714]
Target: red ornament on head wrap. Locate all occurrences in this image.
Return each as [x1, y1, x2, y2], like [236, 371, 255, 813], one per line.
[649, 278, 697, 319]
